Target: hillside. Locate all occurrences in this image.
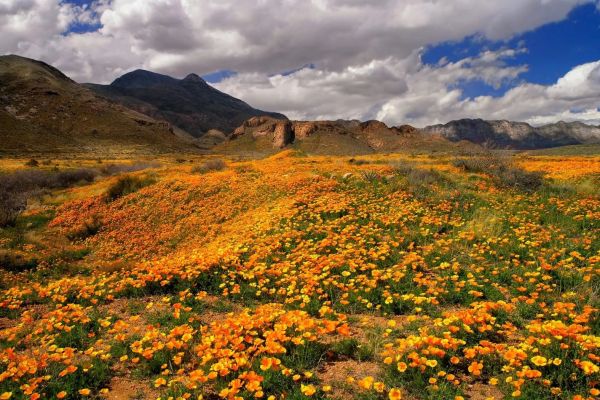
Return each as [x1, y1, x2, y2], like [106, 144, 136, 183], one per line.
[0, 151, 598, 399]
[422, 118, 600, 149]
[0, 55, 202, 156]
[86, 70, 287, 138]
[218, 116, 469, 155]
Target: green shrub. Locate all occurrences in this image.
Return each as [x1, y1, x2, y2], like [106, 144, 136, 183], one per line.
[106, 175, 155, 201]
[361, 170, 381, 182]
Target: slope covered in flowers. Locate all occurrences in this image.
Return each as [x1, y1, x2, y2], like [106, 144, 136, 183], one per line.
[0, 151, 599, 400]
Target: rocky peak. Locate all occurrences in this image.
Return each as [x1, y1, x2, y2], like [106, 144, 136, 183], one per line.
[110, 69, 177, 89]
[182, 73, 208, 86]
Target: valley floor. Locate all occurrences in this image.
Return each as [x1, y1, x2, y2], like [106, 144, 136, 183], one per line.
[0, 151, 599, 400]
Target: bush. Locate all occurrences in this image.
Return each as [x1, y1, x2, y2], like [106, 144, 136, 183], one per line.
[348, 158, 371, 165]
[67, 214, 103, 240]
[192, 159, 226, 174]
[99, 162, 159, 176]
[452, 154, 505, 173]
[392, 162, 446, 186]
[361, 170, 381, 182]
[0, 165, 157, 226]
[25, 158, 39, 167]
[452, 154, 543, 191]
[0, 190, 26, 227]
[492, 167, 543, 191]
[106, 175, 155, 201]
[0, 169, 97, 227]
[0, 251, 38, 272]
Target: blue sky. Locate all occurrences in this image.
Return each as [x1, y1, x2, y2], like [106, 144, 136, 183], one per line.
[424, 3, 600, 99]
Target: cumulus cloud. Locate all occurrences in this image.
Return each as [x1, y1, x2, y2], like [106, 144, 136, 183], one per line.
[0, 0, 590, 80]
[0, 0, 599, 126]
[375, 59, 600, 127]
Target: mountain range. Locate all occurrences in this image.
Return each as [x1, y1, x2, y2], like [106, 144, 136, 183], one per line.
[422, 119, 600, 150]
[0, 55, 198, 155]
[85, 70, 286, 137]
[1, 55, 599, 156]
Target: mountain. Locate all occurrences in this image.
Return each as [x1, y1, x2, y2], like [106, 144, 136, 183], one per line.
[421, 119, 600, 149]
[218, 116, 466, 155]
[85, 70, 287, 138]
[0, 55, 200, 156]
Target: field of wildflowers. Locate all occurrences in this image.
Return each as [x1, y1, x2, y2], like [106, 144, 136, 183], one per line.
[0, 151, 598, 399]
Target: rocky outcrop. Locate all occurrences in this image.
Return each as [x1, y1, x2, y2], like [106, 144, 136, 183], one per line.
[293, 121, 319, 139]
[233, 117, 295, 147]
[228, 116, 445, 152]
[273, 121, 294, 148]
[422, 118, 600, 149]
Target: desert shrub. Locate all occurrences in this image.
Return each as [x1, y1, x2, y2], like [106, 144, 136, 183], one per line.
[25, 158, 39, 167]
[67, 214, 103, 240]
[406, 168, 445, 187]
[99, 162, 159, 176]
[192, 159, 226, 174]
[361, 170, 381, 182]
[0, 251, 38, 272]
[0, 169, 97, 227]
[392, 162, 446, 186]
[492, 167, 544, 191]
[106, 175, 155, 201]
[0, 189, 26, 227]
[52, 169, 97, 187]
[348, 158, 370, 165]
[0, 169, 96, 226]
[0, 169, 97, 192]
[453, 154, 544, 191]
[452, 154, 505, 173]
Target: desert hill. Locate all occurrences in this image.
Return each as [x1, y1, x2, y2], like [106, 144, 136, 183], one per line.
[0, 55, 200, 156]
[422, 118, 600, 149]
[86, 70, 287, 138]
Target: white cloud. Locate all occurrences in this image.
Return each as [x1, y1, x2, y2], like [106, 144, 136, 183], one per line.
[0, 0, 599, 126]
[375, 59, 600, 127]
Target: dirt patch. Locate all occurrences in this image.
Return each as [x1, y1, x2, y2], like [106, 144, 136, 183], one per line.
[0, 317, 16, 330]
[465, 382, 504, 400]
[317, 360, 381, 399]
[104, 377, 159, 400]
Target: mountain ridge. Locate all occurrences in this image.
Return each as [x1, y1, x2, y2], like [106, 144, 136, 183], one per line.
[0, 55, 200, 155]
[86, 69, 287, 138]
[421, 118, 600, 149]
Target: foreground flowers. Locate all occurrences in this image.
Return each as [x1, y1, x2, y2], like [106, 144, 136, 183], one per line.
[0, 152, 598, 399]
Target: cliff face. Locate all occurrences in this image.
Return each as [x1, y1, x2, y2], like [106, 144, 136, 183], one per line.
[422, 119, 600, 149]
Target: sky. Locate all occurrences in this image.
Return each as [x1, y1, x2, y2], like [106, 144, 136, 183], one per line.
[1, 1, 600, 127]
